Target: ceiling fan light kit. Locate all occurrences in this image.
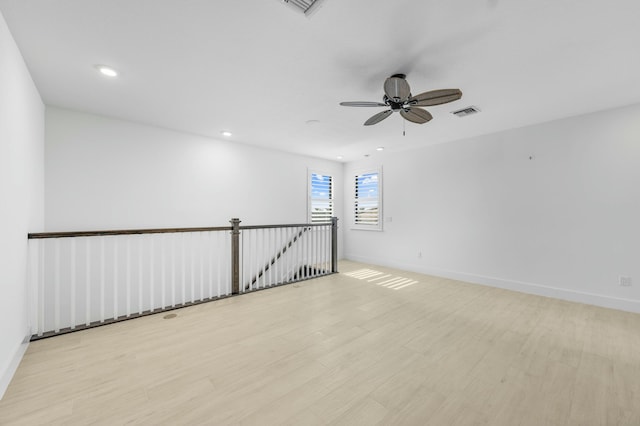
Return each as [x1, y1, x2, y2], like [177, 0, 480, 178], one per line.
[340, 74, 462, 126]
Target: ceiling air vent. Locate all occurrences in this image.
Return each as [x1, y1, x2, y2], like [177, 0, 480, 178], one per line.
[280, 0, 326, 16]
[451, 106, 481, 117]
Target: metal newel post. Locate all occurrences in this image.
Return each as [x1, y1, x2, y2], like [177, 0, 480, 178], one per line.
[331, 217, 338, 273]
[230, 218, 241, 294]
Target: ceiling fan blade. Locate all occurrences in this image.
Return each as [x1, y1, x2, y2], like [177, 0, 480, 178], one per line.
[383, 77, 411, 102]
[409, 89, 462, 106]
[364, 110, 393, 126]
[340, 101, 387, 107]
[400, 107, 433, 124]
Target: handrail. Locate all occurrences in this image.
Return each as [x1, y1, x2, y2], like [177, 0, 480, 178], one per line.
[27, 221, 334, 239]
[239, 222, 331, 230]
[28, 226, 232, 239]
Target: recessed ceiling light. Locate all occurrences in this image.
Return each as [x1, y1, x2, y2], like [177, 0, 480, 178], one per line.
[306, 119, 320, 125]
[376, 147, 384, 151]
[337, 156, 343, 160]
[95, 65, 118, 77]
[221, 131, 232, 137]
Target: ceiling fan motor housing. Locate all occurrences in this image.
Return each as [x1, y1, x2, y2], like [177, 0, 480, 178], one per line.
[390, 100, 405, 111]
[382, 95, 405, 111]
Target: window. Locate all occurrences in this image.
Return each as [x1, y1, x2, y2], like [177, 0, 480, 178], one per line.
[353, 168, 382, 230]
[308, 171, 333, 223]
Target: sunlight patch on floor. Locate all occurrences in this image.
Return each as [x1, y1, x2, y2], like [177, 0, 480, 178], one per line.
[343, 268, 418, 290]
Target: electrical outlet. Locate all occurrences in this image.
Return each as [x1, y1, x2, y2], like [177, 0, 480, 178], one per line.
[418, 251, 422, 258]
[619, 276, 632, 287]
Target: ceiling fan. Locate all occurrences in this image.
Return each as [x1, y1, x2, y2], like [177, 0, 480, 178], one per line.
[340, 74, 462, 126]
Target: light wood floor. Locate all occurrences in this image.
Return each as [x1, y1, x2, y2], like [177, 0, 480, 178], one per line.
[1, 260, 640, 425]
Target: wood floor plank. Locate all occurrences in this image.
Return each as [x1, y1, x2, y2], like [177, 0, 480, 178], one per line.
[1, 260, 639, 425]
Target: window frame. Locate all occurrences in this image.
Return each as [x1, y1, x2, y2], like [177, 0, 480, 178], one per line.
[307, 169, 334, 223]
[351, 167, 383, 231]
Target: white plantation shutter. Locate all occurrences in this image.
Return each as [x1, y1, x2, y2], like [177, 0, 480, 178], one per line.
[353, 170, 382, 229]
[309, 172, 333, 223]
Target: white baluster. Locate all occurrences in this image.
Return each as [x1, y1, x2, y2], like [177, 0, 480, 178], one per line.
[217, 231, 222, 297]
[38, 240, 45, 336]
[239, 230, 243, 293]
[208, 232, 213, 298]
[320, 226, 324, 274]
[323, 225, 327, 274]
[149, 236, 155, 312]
[291, 228, 295, 280]
[181, 233, 186, 304]
[161, 234, 167, 309]
[293, 228, 299, 280]
[268, 228, 273, 286]
[310, 227, 314, 278]
[171, 234, 176, 307]
[284, 228, 288, 282]
[199, 232, 204, 301]
[318, 227, 322, 275]
[263, 228, 268, 287]
[247, 229, 251, 289]
[85, 238, 91, 327]
[325, 225, 331, 274]
[54, 239, 61, 332]
[189, 232, 196, 303]
[314, 227, 318, 277]
[113, 241, 119, 320]
[309, 228, 313, 278]
[276, 228, 281, 284]
[290, 228, 295, 281]
[310, 228, 315, 278]
[303, 227, 307, 279]
[253, 230, 257, 289]
[100, 237, 105, 323]
[229, 229, 233, 294]
[126, 237, 131, 317]
[69, 239, 76, 329]
[323, 225, 328, 274]
[254, 230, 259, 289]
[138, 236, 144, 314]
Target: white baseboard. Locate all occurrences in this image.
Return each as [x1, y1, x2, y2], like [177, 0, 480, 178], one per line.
[344, 254, 640, 314]
[0, 333, 30, 400]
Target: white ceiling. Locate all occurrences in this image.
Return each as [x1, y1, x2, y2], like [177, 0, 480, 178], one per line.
[2, 0, 640, 162]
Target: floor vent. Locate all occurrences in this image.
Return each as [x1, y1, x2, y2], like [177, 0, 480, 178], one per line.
[280, 0, 326, 16]
[451, 106, 481, 117]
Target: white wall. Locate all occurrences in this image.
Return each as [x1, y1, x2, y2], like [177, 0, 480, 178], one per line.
[45, 107, 343, 245]
[0, 12, 45, 397]
[344, 103, 640, 312]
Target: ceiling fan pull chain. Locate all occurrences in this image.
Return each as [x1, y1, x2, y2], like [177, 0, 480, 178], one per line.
[403, 117, 406, 136]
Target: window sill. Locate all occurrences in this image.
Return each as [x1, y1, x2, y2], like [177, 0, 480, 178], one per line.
[350, 226, 383, 232]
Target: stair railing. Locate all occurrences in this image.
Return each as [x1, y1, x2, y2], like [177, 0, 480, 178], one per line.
[27, 217, 338, 339]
